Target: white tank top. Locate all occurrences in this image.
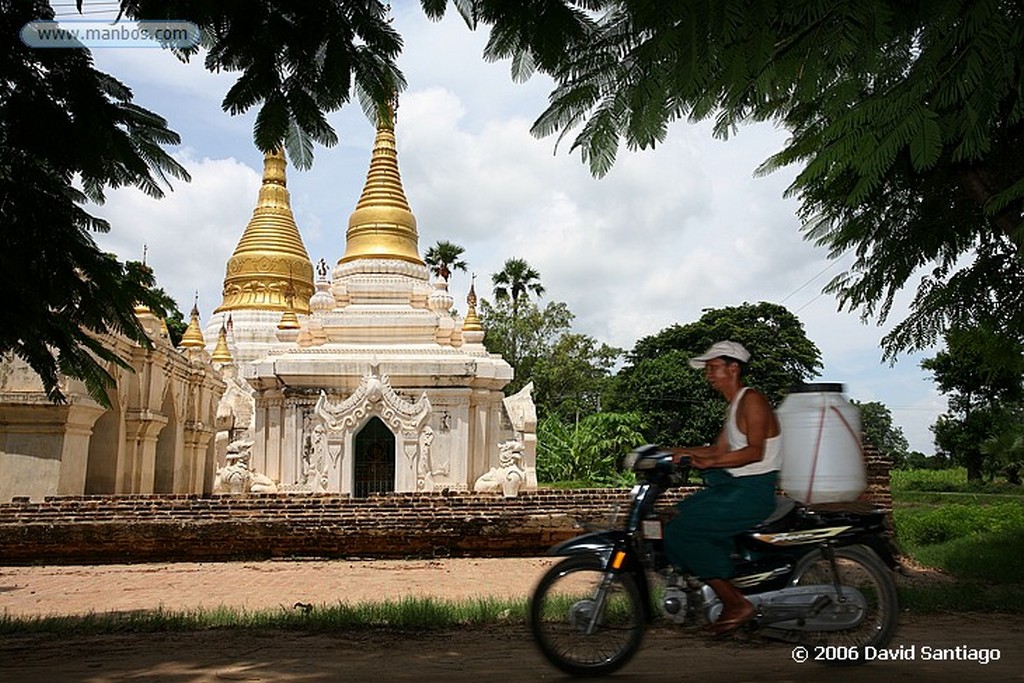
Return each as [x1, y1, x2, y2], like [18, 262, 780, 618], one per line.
[726, 387, 783, 476]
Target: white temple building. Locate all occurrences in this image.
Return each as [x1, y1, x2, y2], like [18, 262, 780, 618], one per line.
[203, 114, 537, 497]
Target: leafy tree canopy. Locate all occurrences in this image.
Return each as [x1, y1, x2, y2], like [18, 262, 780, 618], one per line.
[2, 0, 191, 405]
[110, 0, 405, 168]
[480, 298, 573, 395]
[611, 302, 821, 445]
[531, 332, 622, 419]
[850, 399, 910, 461]
[424, 240, 468, 282]
[923, 324, 1024, 480]
[426, 0, 1024, 361]
[491, 257, 545, 311]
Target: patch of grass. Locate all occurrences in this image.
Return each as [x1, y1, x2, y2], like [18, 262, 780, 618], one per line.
[891, 467, 1024, 495]
[0, 596, 527, 637]
[903, 527, 1024, 584]
[894, 501, 1024, 545]
[892, 470, 1024, 613]
[899, 580, 1024, 613]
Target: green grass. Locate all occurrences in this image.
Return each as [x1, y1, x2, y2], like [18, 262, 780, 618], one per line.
[894, 501, 1024, 546]
[0, 596, 526, 637]
[899, 580, 1024, 613]
[892, 467, 1024, 613]
[891, 467, 1024, 495]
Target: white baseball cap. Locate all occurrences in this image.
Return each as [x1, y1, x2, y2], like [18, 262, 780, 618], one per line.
[689, 340, 751, 369]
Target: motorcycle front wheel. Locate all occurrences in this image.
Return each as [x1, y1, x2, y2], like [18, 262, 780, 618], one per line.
[529, 555, 646, 677]
[786, 544, 899, 662]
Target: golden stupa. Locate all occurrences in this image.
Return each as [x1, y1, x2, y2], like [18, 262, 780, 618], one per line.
[216, 149, 314, 314]
[179, 302, 206, 349]
[463, 276, 483, 332]
[339, 112, 424, 265]
[210, 324, 233, 363]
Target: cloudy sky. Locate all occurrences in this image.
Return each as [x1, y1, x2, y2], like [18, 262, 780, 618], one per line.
[57, 2, 947, 452]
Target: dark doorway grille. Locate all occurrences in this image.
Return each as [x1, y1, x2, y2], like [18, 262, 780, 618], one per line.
[353, 417, 396, 498]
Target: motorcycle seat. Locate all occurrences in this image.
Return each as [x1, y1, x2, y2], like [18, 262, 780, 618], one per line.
[751, 495, 799, 529]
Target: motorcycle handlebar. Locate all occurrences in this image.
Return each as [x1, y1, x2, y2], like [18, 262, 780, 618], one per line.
[624, 445, 690, 478]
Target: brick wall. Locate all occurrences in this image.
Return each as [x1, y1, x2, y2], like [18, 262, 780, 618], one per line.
[0, 489, 673, 564]
[0, 452, 891, 565]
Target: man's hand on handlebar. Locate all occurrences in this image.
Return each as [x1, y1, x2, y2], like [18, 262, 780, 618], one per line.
[671, 448, 714, 470]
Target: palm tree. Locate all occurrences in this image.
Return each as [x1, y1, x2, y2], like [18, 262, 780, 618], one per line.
[491, 258, 545, 369]
[491, 257, 545, 320]
[424, 241, 468, 282]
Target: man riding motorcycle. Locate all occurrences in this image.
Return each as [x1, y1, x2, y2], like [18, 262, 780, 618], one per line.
[666, 340, 782, 636]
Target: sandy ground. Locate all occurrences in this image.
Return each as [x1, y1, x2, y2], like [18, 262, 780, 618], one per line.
[1, 558, 1022, 682]
[0, 558, 559, 618]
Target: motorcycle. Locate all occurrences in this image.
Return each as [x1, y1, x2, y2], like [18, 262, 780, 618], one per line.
[529, 445, 901, 676]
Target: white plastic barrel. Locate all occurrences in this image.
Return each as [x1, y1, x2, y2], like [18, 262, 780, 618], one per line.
[777, 383, 866, 504]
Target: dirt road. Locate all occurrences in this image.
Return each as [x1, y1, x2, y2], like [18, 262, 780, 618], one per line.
[1, 559, 1021, 682]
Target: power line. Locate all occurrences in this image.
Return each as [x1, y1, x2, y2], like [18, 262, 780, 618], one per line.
[779, 249, 851, 306]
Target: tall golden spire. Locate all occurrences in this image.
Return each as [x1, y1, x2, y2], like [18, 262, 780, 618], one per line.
[339, 108, 424, 265]
[216, 149, 315, 314]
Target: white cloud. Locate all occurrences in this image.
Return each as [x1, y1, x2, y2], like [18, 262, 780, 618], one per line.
[91, 152, 261, 314]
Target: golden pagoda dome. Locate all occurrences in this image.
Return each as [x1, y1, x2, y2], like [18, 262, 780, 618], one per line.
[339, 111, 425, 265]
[210, 324, 233, 363]
[216, 149, 315, 314]
[179, 302, 206, 349]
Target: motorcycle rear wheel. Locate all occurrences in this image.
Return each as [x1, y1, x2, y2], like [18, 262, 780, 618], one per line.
[529, 555, 646, 677]
[786, 544, 899, 663]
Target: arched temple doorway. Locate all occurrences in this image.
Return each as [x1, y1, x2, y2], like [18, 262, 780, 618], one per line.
[353, 416, 395, 498]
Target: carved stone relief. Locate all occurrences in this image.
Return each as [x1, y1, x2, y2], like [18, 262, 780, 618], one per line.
[304, 365, 433, 494]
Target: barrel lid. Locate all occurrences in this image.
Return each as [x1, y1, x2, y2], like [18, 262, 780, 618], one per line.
[788, 382, 846, 393]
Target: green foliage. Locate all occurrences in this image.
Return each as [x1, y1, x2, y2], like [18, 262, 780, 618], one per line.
[893, 450, 953, 471]
[895, 502, 1024, 546]
[611, 349, 721, 446]
[851, 400, 909, 462]
[1, 0, 190, 406]
[923, 325, 1024, 481]
[907, 528, 1024, 584]
[530, 333, 622, 419]
[424, 240, 467, 282]
[491, 257, 545, 312]
[481, 298, 574, 396]
[433, 0, 1024, 361]
[891, 467, 970, 492]
[536, 412, 645, 485]
[484, 257, 547, 388]
[118, 0, 406, 168]
[892, 471, 1024, 591]
[610, 302, 821, 446]
[980, 410, 1024, 484]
